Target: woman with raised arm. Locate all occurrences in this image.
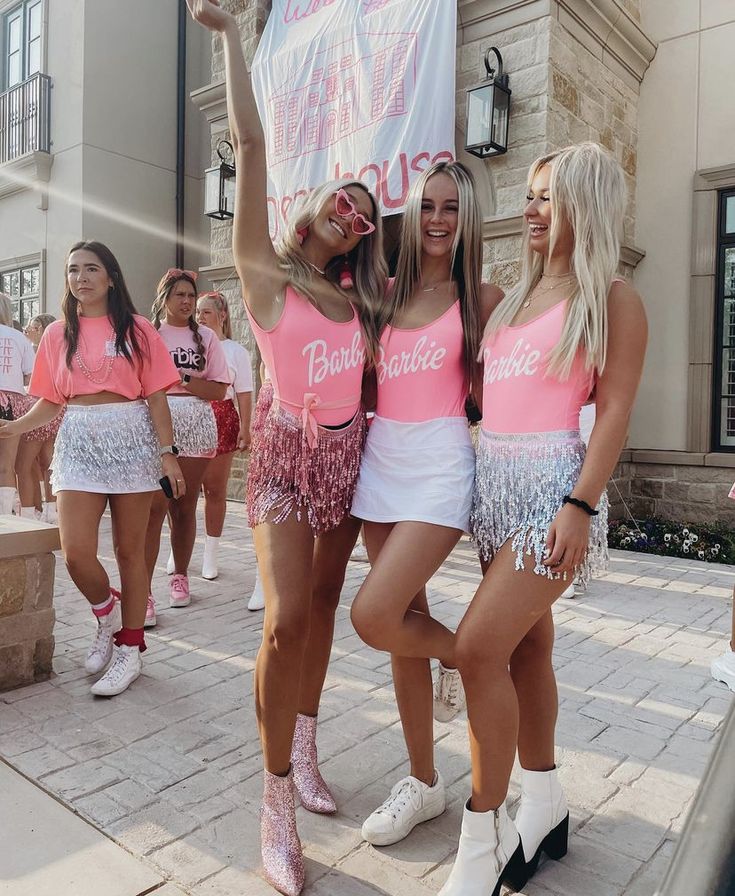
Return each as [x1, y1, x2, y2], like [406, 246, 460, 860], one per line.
[0, 242, 184, 696]
[349, 161, 503, 847]
[143, 269, 229, 624]
[187, 3, 387, 894]
[439, 143, 647, 895]
[196, 290, 253, 580]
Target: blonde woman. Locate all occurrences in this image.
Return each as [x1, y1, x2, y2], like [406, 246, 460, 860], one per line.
[187, 3, 387, 893]
[16, 313, 63, 521]
[195, 291, 253, 579]
[0, 292, 34, 514]
[439, 144, 647, 895]
[350, 161, 503, 846]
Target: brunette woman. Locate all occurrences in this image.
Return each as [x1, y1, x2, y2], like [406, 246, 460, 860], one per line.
[0, 242, 185, 696]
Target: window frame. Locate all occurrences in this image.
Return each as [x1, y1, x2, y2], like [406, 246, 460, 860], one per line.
[0, 253, 44, 327]
[1, 0, 43, 92]
[711, 189, 735, 452]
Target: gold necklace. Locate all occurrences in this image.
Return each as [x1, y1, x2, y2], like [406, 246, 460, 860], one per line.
[306, 260, 327, 278]
[522, 275, 576, 309]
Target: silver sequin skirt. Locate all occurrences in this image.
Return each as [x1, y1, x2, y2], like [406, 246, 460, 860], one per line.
[167, 395, 217, 458]
[52, 401, 162, 494]
[470, 429, 608, 588]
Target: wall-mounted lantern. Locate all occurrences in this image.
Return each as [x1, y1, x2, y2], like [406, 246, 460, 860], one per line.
[465, 47, 511, 158]
[204, 140, 236, 220]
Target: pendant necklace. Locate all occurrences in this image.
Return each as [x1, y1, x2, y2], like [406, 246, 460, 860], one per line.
[522, 274, 576, 309]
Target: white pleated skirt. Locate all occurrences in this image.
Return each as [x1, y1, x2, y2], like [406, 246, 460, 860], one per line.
[351, 415, 475, 531]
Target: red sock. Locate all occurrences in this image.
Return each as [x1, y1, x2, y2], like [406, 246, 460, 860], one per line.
[114, 627, 147, 653]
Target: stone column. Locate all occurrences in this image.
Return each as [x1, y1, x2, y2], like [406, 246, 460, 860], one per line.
[0, 519, 60, 691]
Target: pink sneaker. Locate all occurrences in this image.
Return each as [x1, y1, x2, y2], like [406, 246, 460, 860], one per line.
[170, 573, 191, 608]
[144, 595, 157, 628]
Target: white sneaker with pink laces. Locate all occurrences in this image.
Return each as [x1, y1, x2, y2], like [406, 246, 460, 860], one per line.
[170, 573, 191, 608]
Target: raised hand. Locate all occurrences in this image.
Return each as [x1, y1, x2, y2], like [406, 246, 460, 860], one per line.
[185, 0, 235, 32]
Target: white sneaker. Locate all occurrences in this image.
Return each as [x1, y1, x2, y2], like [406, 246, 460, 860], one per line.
[84, 602, 122, 674]
[433, 663, 466, 722]
[166, 548, 175, 575]
[90, 644, 142, 696]
[711, 647, 735, 692]
[248, 572, 265, 611]
[561, 582, 576, 599]
[361, 772, 446, 846]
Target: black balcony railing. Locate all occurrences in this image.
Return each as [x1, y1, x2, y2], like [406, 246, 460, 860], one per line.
[0, 73, 51, 165]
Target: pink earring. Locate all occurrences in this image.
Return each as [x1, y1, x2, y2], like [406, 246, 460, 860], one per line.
[297, 227, 308, 245]
[339, 258, 354, 290]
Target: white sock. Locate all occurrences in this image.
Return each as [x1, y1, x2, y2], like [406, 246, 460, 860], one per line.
[91, 593, 115, 615]
[20, 506, 39, 518]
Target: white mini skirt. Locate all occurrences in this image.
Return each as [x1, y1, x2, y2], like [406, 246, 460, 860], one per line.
[351, 415, 475, 531]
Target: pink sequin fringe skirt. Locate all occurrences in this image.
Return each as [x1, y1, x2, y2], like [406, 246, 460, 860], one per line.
[246, 399, 366, 535]
[251, 382, 274, 438]
[0, 390, 33, 420]
[212, 399, 240, 455]
[23, 397, 64, 442]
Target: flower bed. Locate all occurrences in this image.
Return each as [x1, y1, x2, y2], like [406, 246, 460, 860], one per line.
[608, 517, 735, 565]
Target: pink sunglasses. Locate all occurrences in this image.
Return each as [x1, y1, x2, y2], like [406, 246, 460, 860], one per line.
[334, 189, 376, 235]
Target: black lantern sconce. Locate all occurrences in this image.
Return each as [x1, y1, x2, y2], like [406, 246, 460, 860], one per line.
[465, 47, 511, 158]
[204, 140, 236, 220]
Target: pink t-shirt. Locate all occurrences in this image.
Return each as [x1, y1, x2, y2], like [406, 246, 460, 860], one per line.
[29, 315, 180, 403]
[481, 300, 594, 434]
[376, 301, 467, 422]
[157, 322, 230, 395]
[0, 324, 35, 394]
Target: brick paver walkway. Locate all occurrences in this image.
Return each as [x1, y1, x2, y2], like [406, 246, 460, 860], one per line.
[1, 504, 733, 895]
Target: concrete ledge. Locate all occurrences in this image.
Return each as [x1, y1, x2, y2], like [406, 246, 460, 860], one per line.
[0, 517, 60, 560]
[628, 449, 735, 469]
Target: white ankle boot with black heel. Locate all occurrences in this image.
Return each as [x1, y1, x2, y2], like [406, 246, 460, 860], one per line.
[439, 800, 524, 896]
[505, 767, 569, 891]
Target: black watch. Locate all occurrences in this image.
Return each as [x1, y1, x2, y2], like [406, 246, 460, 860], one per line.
[181, 373, 191, 385]
[160, 445, 180, 457]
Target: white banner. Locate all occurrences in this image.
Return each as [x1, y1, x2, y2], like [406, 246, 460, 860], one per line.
[251, 0, 457, 241]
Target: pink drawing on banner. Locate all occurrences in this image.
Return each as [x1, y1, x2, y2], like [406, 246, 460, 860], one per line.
[362, 0, 393, 12]
[283, 0, 340, 26]
[270, 31, 417, 165]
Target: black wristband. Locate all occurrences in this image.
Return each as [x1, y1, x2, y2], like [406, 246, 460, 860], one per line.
[562, 495, 599, 516]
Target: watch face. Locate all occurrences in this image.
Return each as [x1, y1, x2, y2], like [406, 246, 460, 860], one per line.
[172, 446, 180, 456]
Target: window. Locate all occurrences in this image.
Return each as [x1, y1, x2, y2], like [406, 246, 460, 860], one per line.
[1, 262, 40, 326]
[713, 190, 735, 450]
[2, 0, 42, 90]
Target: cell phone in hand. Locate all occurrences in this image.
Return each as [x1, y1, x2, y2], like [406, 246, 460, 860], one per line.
[159, 476, 174, 499]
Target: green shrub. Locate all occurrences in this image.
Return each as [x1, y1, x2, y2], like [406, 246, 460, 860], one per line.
[608, 517, 735, 565]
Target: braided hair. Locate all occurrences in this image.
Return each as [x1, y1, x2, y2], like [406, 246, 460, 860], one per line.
[151, 271, 206, 372]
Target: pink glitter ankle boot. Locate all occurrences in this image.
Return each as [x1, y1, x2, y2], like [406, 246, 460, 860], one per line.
[291, 713, 337, 815]
[261, 767, 304, 896]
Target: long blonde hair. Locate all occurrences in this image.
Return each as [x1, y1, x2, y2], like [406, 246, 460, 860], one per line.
[382, 161, 484, 389]
[0, 293, 12, 327]
[276, 178, 387, 365]
[487, 142, 626, 378]
[198, 291, 231, 339]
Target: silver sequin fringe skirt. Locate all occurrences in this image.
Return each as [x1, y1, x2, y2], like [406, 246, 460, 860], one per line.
[470, 429, 608, 588]
[167, 396, 217, 458]
[246, 400, 366, 536]
[52, 401, 162, 494]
